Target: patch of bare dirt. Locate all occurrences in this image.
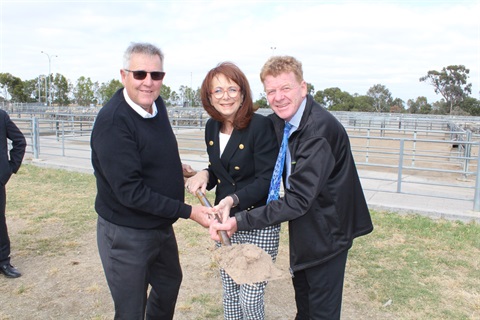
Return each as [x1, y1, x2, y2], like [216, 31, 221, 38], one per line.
[0, 215, 393, 320]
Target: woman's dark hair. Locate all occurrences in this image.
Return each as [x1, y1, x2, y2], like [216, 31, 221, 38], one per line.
[200, 62, 254, 130]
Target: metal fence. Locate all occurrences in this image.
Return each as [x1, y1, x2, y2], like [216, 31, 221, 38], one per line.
[6, 107, 480, 212]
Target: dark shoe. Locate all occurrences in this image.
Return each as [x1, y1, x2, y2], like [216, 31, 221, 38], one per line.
[0, 263, 22, 278]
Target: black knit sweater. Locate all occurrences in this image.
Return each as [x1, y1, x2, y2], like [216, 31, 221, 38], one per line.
[91, 89, 191, 229]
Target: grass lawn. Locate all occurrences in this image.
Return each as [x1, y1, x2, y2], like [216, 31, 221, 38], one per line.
[5, 164, 480, 319]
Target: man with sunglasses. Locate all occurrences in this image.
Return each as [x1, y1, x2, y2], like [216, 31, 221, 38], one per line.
[91, 42, 210, 320]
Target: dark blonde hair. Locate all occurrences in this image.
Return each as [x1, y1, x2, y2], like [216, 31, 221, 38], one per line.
[260, 56, 304, 84]
[200, 62, 254, 130]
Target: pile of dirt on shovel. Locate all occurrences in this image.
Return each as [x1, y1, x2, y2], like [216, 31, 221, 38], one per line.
[213, 243, 288, 285]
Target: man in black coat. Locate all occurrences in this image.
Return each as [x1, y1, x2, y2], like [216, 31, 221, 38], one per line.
[211, 56, 374, 319]
[0, 109, 26, 278]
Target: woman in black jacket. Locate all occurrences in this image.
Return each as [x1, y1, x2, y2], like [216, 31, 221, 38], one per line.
[185, 62, 278, 319]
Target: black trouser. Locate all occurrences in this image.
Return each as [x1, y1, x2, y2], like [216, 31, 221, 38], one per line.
[292, 250, 349, 320]
[97, 216, 182, 320]
[0, 185, 11, 266]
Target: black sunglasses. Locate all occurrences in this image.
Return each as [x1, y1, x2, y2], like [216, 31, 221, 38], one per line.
[124, 69, 166, 81]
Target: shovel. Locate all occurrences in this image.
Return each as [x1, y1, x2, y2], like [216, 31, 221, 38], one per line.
[195, 189, 231, 246]
[188, 179, 286, 284]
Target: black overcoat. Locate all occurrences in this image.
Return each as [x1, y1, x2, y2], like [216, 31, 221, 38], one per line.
[0, 110, 26, 187]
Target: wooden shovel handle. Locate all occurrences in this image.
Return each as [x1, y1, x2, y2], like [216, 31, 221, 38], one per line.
[195, 190, 232, 246]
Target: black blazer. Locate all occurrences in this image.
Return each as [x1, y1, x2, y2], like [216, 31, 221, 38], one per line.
[0, 110, 26, 187]
[236, 95, 373, 271]
[205, 113, 278, 215]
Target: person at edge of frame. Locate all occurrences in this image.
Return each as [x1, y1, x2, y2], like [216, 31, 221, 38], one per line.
[0, 109, 26, 279]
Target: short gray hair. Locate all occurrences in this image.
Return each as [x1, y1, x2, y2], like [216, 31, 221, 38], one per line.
[123, 42, 164, 69]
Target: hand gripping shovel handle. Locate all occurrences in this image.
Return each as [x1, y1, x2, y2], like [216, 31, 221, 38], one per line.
[195, 190, 232, 246]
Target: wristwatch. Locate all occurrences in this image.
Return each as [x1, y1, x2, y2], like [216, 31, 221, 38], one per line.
[229, 194, 239, 208]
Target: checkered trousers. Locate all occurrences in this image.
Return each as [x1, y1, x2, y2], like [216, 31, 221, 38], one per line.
[218, 224, 281, 320]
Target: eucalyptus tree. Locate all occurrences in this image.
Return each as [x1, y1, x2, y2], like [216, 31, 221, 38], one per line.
[97, 79, 123, 105]
[459, 96, 480, 116]
[313, 87, 355, 111]
[407, 97, 432, 114]
[178, 85, 196, 107]
[0, 72, 27, 102]
[431, 100, 448, 114]
[52, 73, 71, 106]
[366, 84, 392, 113]
[74, 76, 96, 106]
[193, 87, 202, 107]
[169, 91, 180, 106]
[390, 98, 405, 113]
[352, 95, 375, 112]
[307, 82, 315, 95]
[254, 94, 268, 109]
[419, 65, 472, 114]
[22, 79, 38, 102]
[160, 84, 172, 105]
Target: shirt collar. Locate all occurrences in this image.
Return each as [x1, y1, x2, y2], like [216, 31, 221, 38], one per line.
[287, 97, 307, 132]
[123, 88, 158, 118]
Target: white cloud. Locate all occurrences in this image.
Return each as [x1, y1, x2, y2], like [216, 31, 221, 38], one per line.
[0, 0, 478, 103]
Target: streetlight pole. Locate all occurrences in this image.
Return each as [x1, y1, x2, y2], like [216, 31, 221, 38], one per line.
[41, 51, 57, 106]
[37, 76, 41, 103]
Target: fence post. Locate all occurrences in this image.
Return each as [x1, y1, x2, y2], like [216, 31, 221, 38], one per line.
[397, 139, 404, 193]
[32, 117, 40, 159]
[412, 130, 417, 167]
[463, 130, 472, 179]
[61, 121, 66, 157]
[366, 128, 370, 163]
[473, 145, 480, 211]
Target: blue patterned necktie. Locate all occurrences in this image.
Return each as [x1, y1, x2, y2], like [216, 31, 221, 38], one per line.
[267, 122, 292, 203]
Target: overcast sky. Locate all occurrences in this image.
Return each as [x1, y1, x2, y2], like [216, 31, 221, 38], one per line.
[1, 0, 479, 104]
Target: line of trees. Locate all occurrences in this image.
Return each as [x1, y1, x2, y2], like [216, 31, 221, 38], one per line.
[0, 72, 200, 108]
[305, 65, 478, 115]
[1, 65, 478, 115]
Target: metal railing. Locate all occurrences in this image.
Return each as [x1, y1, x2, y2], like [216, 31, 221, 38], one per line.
[6, 108, 480, 212]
